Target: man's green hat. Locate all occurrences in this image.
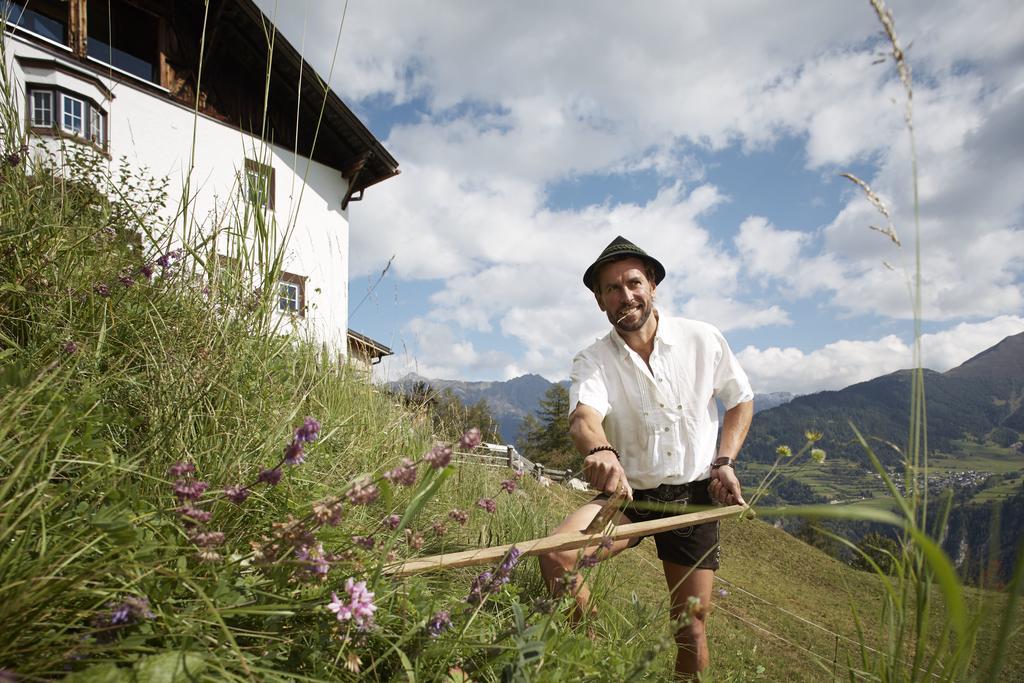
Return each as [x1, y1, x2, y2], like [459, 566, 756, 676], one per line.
[582, 236, 666, 291]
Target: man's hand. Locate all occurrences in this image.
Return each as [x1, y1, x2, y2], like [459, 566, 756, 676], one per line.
[583, 450, 633, 500]
[709, 466, 745, 506]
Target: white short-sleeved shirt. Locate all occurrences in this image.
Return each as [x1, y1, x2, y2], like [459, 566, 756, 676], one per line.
[569, 315, 754, 489]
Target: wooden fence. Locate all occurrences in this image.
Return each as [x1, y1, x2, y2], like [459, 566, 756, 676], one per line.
[450, 442, 578, 484]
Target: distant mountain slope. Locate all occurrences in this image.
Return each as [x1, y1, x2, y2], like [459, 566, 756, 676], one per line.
[391, 374, 795, 443]
[389, 373, 566, 442]
[744, 332, 1024, 464]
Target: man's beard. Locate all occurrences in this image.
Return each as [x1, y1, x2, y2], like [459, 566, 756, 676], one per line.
[609, 302, 653, 332]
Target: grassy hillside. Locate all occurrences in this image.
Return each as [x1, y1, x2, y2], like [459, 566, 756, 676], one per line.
[2, 34, 1022, 681]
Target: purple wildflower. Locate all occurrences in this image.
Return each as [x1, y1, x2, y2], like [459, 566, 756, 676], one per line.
[190, 530, 225, 547]
[448, 509, 468, 526]
[432, 521, 448, 537]
[107, 596, 154, 626]
[93, 283, 110, 297]
[62, 340, 79, 355]
[295, 416, 321, 443]
[717, 588, 729, 598]
[176, 505, 212, 524]
[296, 543, 330, 581]
[353, 535, 375, 550]
[383, 514, 402, 530]
[423, 444, 452, 469]
[118, 274, 135, 288]
[173, 479, 209, 501]
[223, 485, 251, 505]
[405, 529, 424, 550]
[458, 427, 483, 451]
[327, 578, 377, 631]
[466, 570, 494, 605]
[476, 498, 497, 514]
[598, 535, 614, 552]
[500, 479, 517, 494]
[155, 249, 182, 269]
[426, 610, 452, 637]
[383, 458, 417, 487]
[346, 478, 380, 506]
[498, 546, 522, 578]
[168, 461, 196, 477]
[139, 263, 155, 281]
[553, 570, 579, 599]
[466, 547, 521, 605]
[258, 467, 282, 486]
[283, 440, 305, 466]
[312, 497, 343, 526]
[578, 554, 599, 569]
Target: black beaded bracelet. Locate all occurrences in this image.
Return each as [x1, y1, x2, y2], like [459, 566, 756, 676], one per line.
[587, 445, 619, 459]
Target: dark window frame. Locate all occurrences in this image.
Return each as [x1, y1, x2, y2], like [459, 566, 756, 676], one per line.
[277, 271, 306, 317]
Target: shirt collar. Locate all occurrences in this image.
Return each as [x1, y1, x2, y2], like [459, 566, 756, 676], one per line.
[608, 310, 675, 358]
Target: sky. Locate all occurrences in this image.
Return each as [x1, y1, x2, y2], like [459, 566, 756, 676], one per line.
[254, 0, 1024, 395]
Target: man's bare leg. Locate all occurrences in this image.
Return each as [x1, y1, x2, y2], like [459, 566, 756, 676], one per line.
[538, 499, 634, 621]
[663, 562, 715, 679]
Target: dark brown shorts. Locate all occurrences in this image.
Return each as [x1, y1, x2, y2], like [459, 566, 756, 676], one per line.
[593, 479, 720, 570]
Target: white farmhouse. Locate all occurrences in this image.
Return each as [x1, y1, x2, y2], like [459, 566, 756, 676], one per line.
[2, 0, 398, 358]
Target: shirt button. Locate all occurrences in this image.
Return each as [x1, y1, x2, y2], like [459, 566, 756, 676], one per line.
[659, 403, 665, 408]
[666, 451, 672, 456]
[663, 426, 670, 432]
[676, 404, 682, 409]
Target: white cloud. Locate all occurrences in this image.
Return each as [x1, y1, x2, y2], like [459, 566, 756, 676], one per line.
[738, 316, 1024, 394]
[254, 0, 1024, 385]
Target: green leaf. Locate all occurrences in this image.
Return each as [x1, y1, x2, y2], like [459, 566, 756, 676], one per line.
[132, 651, 207, 683]
[0, 282, 27, 293]
[904, 525, 967, 641]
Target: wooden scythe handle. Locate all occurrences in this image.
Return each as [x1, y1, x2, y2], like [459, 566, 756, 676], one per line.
[384, 504, 748, 577]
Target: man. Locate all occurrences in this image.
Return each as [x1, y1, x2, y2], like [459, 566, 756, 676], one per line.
[538, 236, 754, 679]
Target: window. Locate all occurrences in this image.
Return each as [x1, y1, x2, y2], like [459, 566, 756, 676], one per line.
[30, 90, 53, 127]
[86, 0, 159, 84]
[89, 106, 104, 146]
[277, 272, 305, 317]
[62, 94, 84, 135]
[245, 158, 276, 211]
[2, 0, 67, 45]
[27, 86, 107, 149]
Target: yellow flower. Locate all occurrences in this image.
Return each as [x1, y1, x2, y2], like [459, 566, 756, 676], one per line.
[775, 445, 793, 458]
[810, 448, 826, 464]
[805, 430, 823, 443]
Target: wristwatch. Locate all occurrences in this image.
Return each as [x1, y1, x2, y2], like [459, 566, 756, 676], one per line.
[710, 457, 735, 470]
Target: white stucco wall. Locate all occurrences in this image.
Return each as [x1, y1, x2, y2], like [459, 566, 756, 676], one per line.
[5, 32, 351, 354]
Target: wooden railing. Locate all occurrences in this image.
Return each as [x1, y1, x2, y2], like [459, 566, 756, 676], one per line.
[450, 442, 577, 484]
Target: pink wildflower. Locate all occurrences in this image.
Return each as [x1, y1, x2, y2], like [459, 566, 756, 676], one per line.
[500, 479, 517, 494]
[458, 427, 483, 451]
[383, 458, 417, 487]
[448, 509, 468, 526]
[476, 497, 497, 514]
[346, 478, 380, 506]
[223, 485, 251, 505]
[423, 444, 452, 469]
[327, 578, 377, 631]
[383, 514, 402, 530]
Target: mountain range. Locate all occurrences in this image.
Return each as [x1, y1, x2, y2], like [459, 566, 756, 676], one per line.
[743, 331, 1024, 464]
